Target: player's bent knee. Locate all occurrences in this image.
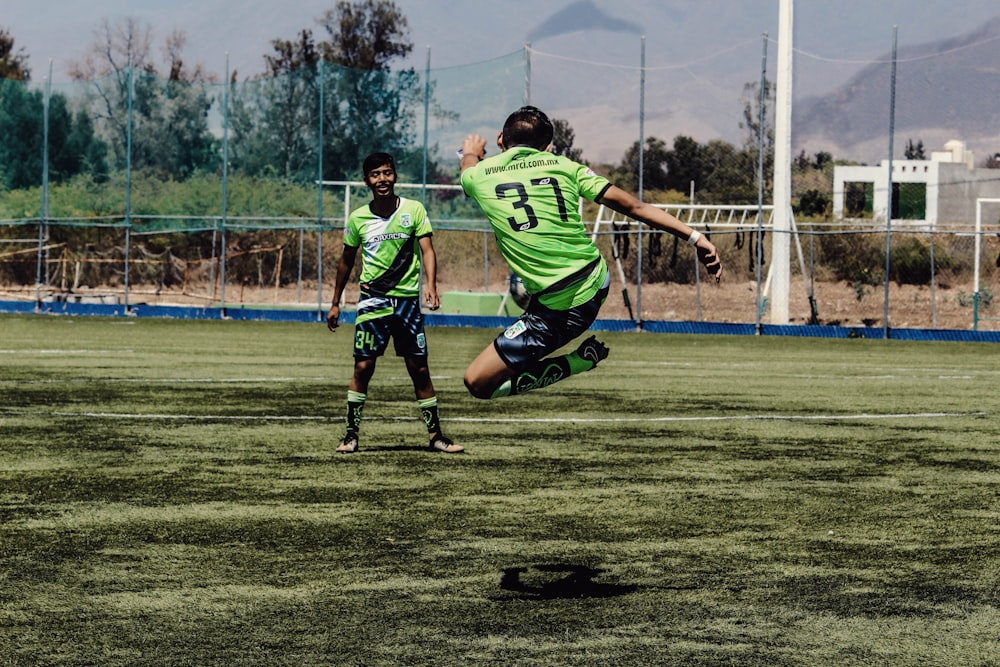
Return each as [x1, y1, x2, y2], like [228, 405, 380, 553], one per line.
[463, 375, 494, 400]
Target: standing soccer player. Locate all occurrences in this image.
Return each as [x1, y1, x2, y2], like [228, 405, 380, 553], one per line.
[327, 152, 462, 453]
[459, 106, 723, 400]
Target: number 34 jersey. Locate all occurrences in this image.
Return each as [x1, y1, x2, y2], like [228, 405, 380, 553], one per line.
[461, 146, 611, 310]
[344, 197, 432, 298]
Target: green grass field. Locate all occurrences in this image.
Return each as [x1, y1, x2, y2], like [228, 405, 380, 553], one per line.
[2, 314, 999, 666]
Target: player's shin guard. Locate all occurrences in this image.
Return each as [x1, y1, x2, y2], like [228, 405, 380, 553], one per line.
[417, 396, 441, 434]
[489, 351, 595, 398]
[346, 390, 366, 433]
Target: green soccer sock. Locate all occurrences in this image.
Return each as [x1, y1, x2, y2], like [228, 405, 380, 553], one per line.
[346, 390, 366, 433]
[417, 396, 441, 434]
[489, 351, 596, 399]
[565, 350, 597, 374]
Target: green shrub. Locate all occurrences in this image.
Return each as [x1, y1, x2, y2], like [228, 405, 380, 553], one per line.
[795, 189, 830, 218]
[958, 287, 993, 309]
[819, 228, 884, 286]
[889, 237, 953, 285]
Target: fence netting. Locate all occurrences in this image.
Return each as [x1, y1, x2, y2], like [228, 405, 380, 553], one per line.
[2, 35, 999, 330]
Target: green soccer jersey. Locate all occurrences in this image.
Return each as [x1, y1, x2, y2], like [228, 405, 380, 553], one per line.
[461, 146, 611, 310]
[344, 197, 432, 298]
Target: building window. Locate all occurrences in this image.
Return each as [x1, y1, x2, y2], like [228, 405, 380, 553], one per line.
[893, 182, 927, 220]
[845, 182, 873, 218]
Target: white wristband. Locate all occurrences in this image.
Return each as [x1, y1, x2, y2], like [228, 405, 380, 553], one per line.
[687, 230, 701, 246]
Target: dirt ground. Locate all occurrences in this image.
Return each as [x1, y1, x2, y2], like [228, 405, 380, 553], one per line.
[589, 277, 989, 331]
[6, 275, 993, 332]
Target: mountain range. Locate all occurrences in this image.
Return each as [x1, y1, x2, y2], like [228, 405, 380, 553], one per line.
[794, 16, 1000, 164]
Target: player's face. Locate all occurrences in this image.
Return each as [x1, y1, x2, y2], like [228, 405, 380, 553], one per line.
[365, 164, 396, 196]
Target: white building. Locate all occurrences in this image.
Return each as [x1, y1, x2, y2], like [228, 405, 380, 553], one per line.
[832, 140, 1000, 227]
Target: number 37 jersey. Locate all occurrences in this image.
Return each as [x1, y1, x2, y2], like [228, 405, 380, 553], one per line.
[461, 147, 611, 310]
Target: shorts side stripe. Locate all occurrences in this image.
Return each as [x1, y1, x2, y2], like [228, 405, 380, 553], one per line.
[356, 307, 394, 324]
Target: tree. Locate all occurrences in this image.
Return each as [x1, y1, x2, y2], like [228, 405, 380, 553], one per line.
[229, 30, 321, 178]
[812, 151, 832, 170]
[904, 138, 926, 160]
[615, 136, 671, 193]
[700, 139, 755, 203]
[791, 150, 836, 220]
[608, 132, 760, 204]
[983, 153, 1000, 169]
[69, 18, 217, 178]
[316, 0, 412, 69]
[664, 135, 703, 195]
[316, 0, 421, 181]
[0, 80, 107, 190]
[550, 118, 583, 162]
[230, 1, 431, 183]
[0, 81, 43, 189]
[740, 78, 774, 198]
[47, 94, 109, 183]
[794, 149, 810, 172]
[0, 27, 30, 81]
[796, 189, 830, 218]
[69, 16, 154, 166]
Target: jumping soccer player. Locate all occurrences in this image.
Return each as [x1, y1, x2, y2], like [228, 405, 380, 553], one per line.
[327, 152, 462, 453]
[459, 105, 723, 400]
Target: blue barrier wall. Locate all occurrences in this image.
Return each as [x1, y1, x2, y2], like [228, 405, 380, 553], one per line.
[3, 300, 1000, 343]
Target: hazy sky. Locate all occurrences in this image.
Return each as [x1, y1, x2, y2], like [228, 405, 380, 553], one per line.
[7, 0, 999, 83]
[6, 1, 999, 162]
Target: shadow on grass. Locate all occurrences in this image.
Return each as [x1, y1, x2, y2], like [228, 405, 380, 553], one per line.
[494, 563, 637, 600]
[337, 444, 436, 453]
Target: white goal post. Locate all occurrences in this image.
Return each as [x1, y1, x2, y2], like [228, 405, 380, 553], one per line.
[974, 197, 1000, 330]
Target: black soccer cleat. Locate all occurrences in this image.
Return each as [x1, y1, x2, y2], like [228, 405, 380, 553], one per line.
[428, 433, 464, 453]
[576, 335, 609, 366]
[337, 431, 360, 453]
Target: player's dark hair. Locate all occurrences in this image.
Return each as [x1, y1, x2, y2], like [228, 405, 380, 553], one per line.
[362, 152, 395, 177]
[502, 105, 554, 150]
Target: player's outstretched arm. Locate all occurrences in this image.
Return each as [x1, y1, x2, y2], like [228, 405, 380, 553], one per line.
[598, 185, 723, 281]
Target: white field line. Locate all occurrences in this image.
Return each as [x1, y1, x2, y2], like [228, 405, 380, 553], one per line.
[0, 349, 136, 355]
[447, 412, 988, 423]
[0, 409, 986, 423]
[3, 377, 327, 384]
[1, 375, 450, 385]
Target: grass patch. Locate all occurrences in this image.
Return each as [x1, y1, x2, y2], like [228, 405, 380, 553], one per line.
[2, 314, 1000, 665]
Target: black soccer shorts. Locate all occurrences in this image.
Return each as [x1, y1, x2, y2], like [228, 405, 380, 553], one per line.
[352, 294, 427, 360]
[492, 282, 609, 370]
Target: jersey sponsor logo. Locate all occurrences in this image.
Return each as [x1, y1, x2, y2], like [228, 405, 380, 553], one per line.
[483, 158, 559, 176]
[367, 232, 411, 244]
[503, 320, 527, 339]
